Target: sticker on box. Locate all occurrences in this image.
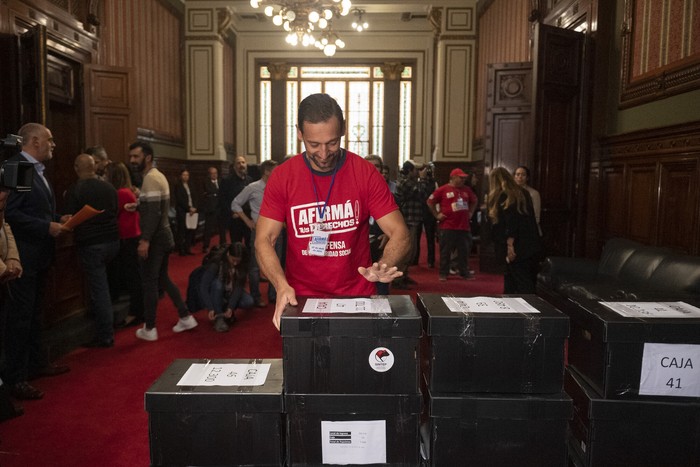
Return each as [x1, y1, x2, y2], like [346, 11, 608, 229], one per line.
[368, 347, 394, 372]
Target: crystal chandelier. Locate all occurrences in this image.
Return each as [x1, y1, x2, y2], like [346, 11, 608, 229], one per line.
[250, 0, 353, 56]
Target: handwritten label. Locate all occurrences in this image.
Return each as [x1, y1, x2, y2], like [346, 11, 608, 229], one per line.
[639, 343, 700, 397]
[177, 363, 271, 386]
[601, 301, 700, 318]
[442, 296, 541, 314]
[302, 298, 392, 314]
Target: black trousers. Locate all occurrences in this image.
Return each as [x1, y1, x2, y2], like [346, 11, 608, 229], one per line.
[2, 270, 49, 384]
[504, 258, 538, 294]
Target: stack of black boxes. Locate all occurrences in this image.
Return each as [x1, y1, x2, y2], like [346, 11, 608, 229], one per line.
[562, 298, 700, 466]
[417, 293, 572, 467]
[145, 358, 285, 466]
[281, 295, 423, 466]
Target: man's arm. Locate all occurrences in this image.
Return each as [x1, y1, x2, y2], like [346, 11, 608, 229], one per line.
[255, 215, 296, 330]
[358, 209, 410, 283]
[231, 185, 255, 229]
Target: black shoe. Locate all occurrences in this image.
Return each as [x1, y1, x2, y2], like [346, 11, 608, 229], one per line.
[10, 382, 44, 400]
[82, 339, 114, 348]
[28, 364, 70, 380]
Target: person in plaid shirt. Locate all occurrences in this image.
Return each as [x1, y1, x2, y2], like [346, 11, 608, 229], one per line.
[394, 159, 429, 288]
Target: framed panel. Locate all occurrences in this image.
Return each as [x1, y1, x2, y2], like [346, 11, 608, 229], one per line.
[625, 163, 657, 244]
[620, 0, 700, 107]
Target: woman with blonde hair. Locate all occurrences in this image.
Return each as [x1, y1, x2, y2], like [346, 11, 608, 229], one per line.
[487, 167, 541, 293]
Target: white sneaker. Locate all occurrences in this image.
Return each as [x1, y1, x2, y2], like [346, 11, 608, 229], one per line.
[135, 325, 158, 341]
[172, 315, 198, 333]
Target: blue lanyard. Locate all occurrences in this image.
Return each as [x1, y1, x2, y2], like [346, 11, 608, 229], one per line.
[310, 162, 339, 223]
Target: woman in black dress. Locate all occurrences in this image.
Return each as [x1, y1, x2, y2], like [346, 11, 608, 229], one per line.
[487, 167, 542, 293]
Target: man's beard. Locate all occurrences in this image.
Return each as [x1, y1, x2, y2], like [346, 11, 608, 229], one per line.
[130, 160, 145, 174]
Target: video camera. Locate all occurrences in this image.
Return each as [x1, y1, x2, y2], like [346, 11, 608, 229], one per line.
[0, 134, 34, 192]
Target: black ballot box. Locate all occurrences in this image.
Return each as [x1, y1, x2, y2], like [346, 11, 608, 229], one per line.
[565, 366, 700, 467]
[145, 358, 285, 467]
[285, 392, 422, 467]
[425, 388, 572, 467]
[562, 298, 700, 399]
[417, 293, 569, 394]
[281, 295, 422, 394]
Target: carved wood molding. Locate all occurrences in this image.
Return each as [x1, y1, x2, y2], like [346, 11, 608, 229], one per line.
[598, 121, 700, 160]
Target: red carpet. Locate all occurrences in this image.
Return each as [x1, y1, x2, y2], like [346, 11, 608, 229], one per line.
[0, 238, 502, 467]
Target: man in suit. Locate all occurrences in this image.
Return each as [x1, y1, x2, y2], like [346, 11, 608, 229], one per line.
[2, 123, 70, 400]
[200, 166, 219, 254]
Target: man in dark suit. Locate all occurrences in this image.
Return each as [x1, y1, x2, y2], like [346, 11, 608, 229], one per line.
[2, 123, 70, 400]
[200, 166, 219, 253]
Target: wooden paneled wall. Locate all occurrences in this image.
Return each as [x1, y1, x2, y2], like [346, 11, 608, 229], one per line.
[97, 0, 183, 143]
[475, 0, 532, 140]
[588, 122, 700, 256]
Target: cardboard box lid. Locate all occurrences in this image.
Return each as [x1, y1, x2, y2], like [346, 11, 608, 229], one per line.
[429, 389, 572, 420]
[565, 367, 700, 422]
[567, 298, 700, 343]
[281, 295, 422, 338]
[145, 359, 284, 413]
[285, 392, 423, 415]
[417, 293, 569, 338]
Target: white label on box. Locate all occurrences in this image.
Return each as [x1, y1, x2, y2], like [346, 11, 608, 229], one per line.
[176, 363, 271, 386]
[639, 343, 700, 397]
[600, 301, 700, 318]
[302, 298, 391, 314]
[442, 296, 541, 314]
[321, 420, 386, 465]
[368, 347, 395, 372]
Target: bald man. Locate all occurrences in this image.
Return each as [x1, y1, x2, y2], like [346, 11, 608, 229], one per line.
[2, 123, 71, 400]
[64, 154, 120, 348]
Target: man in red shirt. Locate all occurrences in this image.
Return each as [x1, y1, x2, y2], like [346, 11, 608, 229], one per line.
[427, 168, 478, 281]
[256, 93, 410, 330]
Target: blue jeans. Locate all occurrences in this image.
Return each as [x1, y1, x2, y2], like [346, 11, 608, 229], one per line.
[248, 228, 281, 302]
[205, 281, 254, 316]
[79, 241, 120, 342]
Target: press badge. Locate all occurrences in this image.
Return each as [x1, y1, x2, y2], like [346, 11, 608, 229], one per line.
[308, 225, 330, 256]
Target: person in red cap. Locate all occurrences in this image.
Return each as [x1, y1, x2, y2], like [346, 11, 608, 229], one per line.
[427, 168, 478, 281]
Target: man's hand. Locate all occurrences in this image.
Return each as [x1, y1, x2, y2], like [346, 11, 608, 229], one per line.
[49, 222, 64, 237]
[138, 239, 150, 259]
[358, 262, 404, 283]
[272, 285, 297, 331]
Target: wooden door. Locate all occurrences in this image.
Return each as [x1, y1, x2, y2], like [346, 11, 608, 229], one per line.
[83, 64, 136, 164]
[532, 23, 584, 257]
[480, 61, 533, 273]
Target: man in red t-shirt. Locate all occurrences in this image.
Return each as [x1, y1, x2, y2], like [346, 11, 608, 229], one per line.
[427, 168, 478, 281]
[256, 93, 411, 330]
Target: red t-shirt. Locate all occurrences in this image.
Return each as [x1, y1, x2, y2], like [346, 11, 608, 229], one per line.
[259, 151, 398, 296]
[427, 184, 477, 231]
[117, 188, 141, 239]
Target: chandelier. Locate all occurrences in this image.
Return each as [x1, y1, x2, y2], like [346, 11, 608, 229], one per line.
[250, 0, 353, 56]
